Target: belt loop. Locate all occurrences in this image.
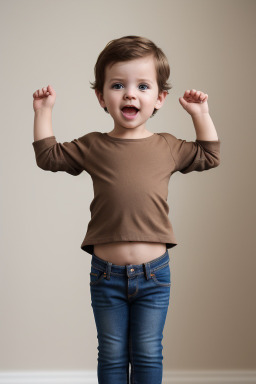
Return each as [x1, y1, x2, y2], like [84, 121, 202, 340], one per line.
[143, 262, 151, 280]
[105, 262, 112, 280]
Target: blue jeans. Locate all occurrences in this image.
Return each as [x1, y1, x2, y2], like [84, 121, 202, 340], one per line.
[90, 249, 171, 384]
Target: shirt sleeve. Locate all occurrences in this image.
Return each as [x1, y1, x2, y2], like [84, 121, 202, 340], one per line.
[32, 134, 91, 176]
[163, 133, 221, 174]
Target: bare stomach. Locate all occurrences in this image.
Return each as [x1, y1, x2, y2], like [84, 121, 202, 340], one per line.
[93, 242, 167, 266]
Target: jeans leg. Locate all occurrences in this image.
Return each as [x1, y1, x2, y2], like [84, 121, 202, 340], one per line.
[90, 276, 130, 384]
[129, 275, 170, 383]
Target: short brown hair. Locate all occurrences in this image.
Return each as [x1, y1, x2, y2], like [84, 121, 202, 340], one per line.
[90, 35, 172, 117]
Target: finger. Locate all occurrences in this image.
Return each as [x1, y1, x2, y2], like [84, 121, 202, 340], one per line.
[42, 87, 50, 95]
[184, 89, 194, 97]
[49, 85, 54, 93]
[34, 89, 45, 98]
[47, 85, 55, 95]
[195, 91, 202, 100]
[197, 93, 203, 102]
[186, 89, 197, 100]
[188, 90, 198, 100]
[196, 91, 205, 102]
[39, 88, 46, 97]
[184, 93, 194, 100]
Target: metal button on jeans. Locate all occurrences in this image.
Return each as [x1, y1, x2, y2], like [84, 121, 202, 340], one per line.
[130, 268, 134, 272]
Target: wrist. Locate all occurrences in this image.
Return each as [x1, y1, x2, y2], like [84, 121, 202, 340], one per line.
[34, 107, 53, 115]
[191, 111, 210, 119]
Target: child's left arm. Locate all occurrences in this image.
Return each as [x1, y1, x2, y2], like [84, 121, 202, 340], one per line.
[179, 89, 219, 141]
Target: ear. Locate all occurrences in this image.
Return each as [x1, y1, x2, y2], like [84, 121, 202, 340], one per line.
[95, 89, 106, 109]
[154, 91, 168, 110]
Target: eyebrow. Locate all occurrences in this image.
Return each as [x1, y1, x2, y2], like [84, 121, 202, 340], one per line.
[109, 78, 153, 84]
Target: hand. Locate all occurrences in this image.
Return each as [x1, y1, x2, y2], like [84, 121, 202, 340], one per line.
[33, 85, 56, 112]
[179, 89, 209, 116]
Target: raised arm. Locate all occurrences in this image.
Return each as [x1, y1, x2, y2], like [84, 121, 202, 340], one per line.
[179, 89, 219, 141]
[167, 88, 221, 173]
[32, 85, 90, 176]
[33, 85, 55, 141]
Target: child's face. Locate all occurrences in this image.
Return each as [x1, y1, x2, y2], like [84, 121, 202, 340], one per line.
[95, 55, 167, 132]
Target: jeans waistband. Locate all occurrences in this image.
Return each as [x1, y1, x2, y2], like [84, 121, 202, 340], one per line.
[91, 249, 170, 280]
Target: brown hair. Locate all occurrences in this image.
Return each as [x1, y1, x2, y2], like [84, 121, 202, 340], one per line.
[90, 35, 172, 117]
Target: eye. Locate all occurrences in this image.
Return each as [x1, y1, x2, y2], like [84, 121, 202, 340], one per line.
[139, 84, 149, 91]
[112, 83, 123, 89]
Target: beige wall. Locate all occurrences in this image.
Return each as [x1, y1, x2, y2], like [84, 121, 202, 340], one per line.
[0, 0, 255, 371]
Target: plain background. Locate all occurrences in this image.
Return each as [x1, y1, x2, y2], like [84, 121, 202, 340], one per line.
[0, 0, 255, 371]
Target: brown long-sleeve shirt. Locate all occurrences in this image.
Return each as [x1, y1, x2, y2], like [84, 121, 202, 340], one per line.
[32, 132, 221, 255]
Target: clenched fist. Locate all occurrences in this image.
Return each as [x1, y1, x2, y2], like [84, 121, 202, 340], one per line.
[179, 89, 209, 117]
[33, 85, 56, 112]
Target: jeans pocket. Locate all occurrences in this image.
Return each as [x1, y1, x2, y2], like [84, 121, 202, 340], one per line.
[90, 266, 106, 286]
[151, 262, 171, 287]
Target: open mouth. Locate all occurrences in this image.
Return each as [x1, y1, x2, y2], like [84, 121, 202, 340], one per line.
[121, 106, 139, 118]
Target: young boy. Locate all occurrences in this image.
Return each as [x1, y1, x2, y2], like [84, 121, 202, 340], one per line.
[32, 35, 220, 384]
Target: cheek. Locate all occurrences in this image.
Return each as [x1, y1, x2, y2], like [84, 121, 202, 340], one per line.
[107, 93, 120, 107]
[143, 94, 158, 105]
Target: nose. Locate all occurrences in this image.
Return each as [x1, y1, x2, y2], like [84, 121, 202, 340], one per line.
[123, 86, 136, 100]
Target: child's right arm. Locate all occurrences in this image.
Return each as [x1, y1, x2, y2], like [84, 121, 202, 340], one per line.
[33, 85, 55, 141]
[32, 85, 90, 176]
